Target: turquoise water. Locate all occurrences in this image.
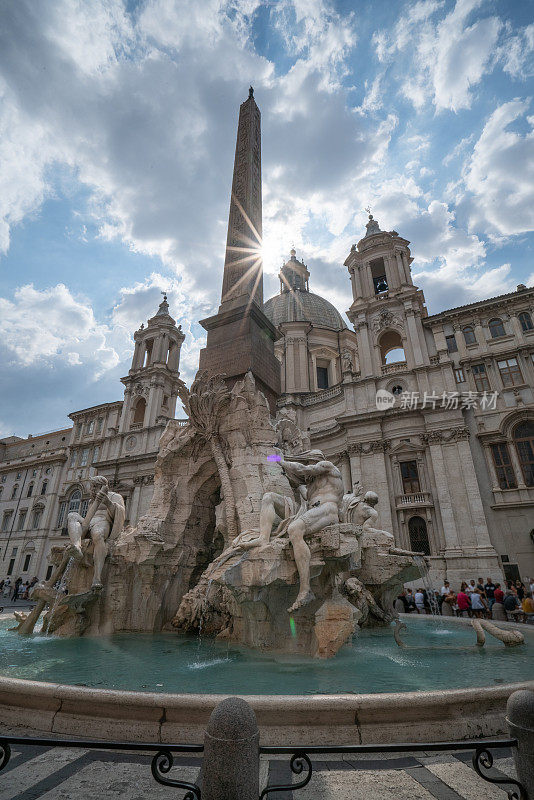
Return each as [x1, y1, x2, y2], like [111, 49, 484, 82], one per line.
[0, 617, 532, 694]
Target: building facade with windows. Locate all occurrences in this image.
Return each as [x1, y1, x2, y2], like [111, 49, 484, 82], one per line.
[0, 295, 186, 583]
[263, 215, 534, 585]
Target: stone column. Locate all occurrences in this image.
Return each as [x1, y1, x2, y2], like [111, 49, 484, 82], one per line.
[286, 339, 296, 393]
[506, 689, 534, 800]
[428, 442, 462, 554]
[405, 310, 424, 365]
[201, 697, 259, 800]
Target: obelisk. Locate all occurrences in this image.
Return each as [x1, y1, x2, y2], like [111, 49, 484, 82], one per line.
[198, 88, 281, 411]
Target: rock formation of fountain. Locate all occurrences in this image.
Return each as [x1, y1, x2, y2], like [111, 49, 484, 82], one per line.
[19, 371, 420, 658]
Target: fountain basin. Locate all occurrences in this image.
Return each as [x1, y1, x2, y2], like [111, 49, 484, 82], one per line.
[1, 615, 532, 743]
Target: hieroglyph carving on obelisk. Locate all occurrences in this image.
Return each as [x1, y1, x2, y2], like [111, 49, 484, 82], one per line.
[220, 86, 263, 309]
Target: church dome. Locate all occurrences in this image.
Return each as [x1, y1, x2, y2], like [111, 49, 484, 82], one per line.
[264, 290, 347, 331]
[264, 249, 347, 332]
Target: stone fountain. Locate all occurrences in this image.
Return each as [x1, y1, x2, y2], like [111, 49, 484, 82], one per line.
[16, 371, 420, 657]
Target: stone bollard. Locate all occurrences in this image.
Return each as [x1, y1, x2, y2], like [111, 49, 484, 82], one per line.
[200, 697, 260, 800]
[507, 689, 534, 798]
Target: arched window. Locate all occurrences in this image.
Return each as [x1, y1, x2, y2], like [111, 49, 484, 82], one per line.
[463, 325, 476, 345]
[379, 331, 406, 365]
[489, 318, 505, 338]
[132, 396, 146, 427]
[408, 516, 430, 555]
[513, 421, 534, 487]
[68, 488, 82, 513]
[519, 312, 533, 332]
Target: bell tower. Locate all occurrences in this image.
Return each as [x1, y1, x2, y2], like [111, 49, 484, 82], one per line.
[344, 215, 430, 378]
[119, 294, 186, 433]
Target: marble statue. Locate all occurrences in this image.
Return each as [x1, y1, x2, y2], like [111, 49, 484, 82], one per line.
[225, 449, 344, 612]
[342, 486, 394, 547]
[67, 475, 125, 589]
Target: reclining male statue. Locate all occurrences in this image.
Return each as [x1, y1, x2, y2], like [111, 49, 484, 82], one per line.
[66, 475, 126, 589]
[227, 450, 344, 613]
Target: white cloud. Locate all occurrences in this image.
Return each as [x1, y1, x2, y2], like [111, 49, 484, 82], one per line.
[462, 99, 534, 236]
[0, 284, 124, 375]
[500, 23, 534, 79]
[374, 0, 501, 112]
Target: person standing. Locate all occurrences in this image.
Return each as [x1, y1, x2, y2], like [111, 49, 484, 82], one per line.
[11, 577, 22, 602]
[484, 578, 496, 609]
[2, 578, 11, 599]
[516, 581, 525, 601]
[414, 588, 425, 614]
[457, 584, 471, 617]
[405, 588, 416, 613]
[470, 588, 488, 618]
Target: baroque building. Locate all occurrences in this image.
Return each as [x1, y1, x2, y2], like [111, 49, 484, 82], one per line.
[0, 294, 186, 582]
[263, 215, 534, 585]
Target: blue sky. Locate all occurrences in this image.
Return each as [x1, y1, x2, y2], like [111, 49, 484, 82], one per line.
[0, 0, 533, 436]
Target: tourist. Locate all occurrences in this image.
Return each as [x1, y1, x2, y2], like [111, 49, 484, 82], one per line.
[494, 583, 504, 604]
[515, 580, 525, 601]
[440, 580, 451, 597]
[405, 588, 416, 613]
[2, 578, 11, 598]
[476, 577, 486, 596]
[414, 588, 425, 614]
[484, 578, 496, 609]
[394, 593, 407, 614]
[522, 592, 534, 622]
[503, 589, 522, 620]
[441, 589, 456, 616]
[456, 584, 470, 617]
[529, 577, 534, 595]
[470, 588, 487, 618]
[466, 579, 477, 595]
[11, 577, 22, 602]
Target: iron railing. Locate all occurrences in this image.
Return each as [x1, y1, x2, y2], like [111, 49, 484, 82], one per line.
[0, 734, 527, 800]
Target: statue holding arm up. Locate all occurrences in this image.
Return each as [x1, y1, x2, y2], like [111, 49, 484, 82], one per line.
[67, 475, 126, 589]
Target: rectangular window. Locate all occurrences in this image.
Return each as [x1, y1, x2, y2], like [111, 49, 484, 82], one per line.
[97, 417, 103, 433]
[1, 512, 12, 532]
[56, 501, 67, 528]
[472, 363, 490, 392]
[23, 554, 31, 572]
[32, 469, 38, 477]
[454, 367, 465, 383]
[69, 450, 77, 468]
[16, 472, 21, 479]
[17, 510, 27, 531]
[7, 559, 15, 576]
[92, 446, 100, 463]
[10, 486, 17, 499]
[498, 357, 523, 387]
[490, 443, 517, 490]
[86, 420, 94, 434]
[26, 483, 33, 498]
[316, 366, 329, 389]
[445, 335, 458, 353]
[45, 565, 53, 581]
[80, 448, 90, 467]
[80, 499, 89, 518]
[1, 476, 6, 483]
[400, 460, 421, 494]
[31, 509, 42, 529]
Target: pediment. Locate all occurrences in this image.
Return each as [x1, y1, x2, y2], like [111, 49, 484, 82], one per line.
[389, 440, 421, 454]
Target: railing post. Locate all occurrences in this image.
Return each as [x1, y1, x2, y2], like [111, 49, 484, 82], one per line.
[507, 689, 534, 798]
[200, 697, 259, 800]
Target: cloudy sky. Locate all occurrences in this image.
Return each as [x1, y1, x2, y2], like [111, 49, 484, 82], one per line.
[1, 0, 533, 437]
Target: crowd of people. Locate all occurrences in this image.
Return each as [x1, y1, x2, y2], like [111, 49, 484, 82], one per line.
[396, 577, 534, 623]
[0, 576, 39, 603]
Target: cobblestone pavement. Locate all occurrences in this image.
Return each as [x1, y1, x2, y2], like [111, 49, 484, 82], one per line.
[0, 725, 518, 800]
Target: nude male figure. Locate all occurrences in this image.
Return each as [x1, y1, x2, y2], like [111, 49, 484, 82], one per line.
[67, 475, 125, 589]
[229, 450, 344, 612]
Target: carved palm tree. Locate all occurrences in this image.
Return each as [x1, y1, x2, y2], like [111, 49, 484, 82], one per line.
[177, 372, 238, 540]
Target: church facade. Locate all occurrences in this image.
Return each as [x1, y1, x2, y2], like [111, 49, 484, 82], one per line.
[1, 90, 533, 586]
